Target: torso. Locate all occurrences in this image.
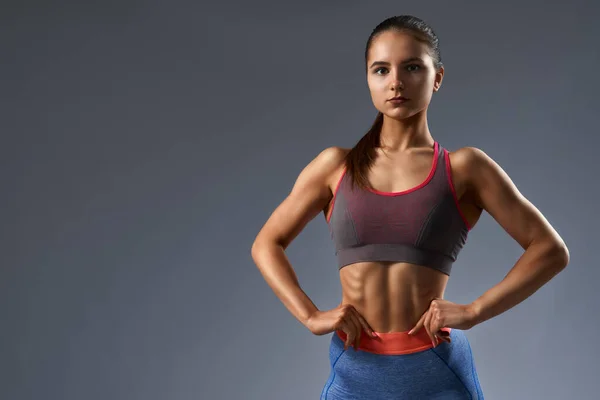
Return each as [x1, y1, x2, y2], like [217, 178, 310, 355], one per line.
[322, 145, 483, 333]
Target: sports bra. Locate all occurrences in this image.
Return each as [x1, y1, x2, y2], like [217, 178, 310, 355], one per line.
[326, 142, 471, 276]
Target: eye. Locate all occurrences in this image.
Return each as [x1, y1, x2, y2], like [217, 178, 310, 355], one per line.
[406, 64, 421, 72]
[374, 67, 388, 75]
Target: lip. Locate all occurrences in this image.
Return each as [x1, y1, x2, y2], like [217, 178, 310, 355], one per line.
[388, 96, 409, 102]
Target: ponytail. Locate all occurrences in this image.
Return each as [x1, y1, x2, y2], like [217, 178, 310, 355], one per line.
[344, 111, 383, 192]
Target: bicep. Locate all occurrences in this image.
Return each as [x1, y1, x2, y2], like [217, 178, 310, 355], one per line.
[468, 148, 562, 249]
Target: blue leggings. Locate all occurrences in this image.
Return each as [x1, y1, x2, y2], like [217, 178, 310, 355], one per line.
[320, 329, 484, 399]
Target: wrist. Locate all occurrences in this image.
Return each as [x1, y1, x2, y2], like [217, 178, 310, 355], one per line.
[304, 309, 321, 331]
[467, 302, 483, 328]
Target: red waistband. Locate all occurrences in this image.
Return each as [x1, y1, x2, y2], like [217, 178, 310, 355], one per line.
[336, 327, 452, 355]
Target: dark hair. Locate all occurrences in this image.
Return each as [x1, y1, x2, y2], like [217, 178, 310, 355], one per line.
[345, 15, 443, 191]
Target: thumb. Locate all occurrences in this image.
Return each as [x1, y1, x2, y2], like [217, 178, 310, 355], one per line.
[408, 312, 426, 335]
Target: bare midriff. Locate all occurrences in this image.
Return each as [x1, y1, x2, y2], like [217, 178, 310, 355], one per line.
[339, 261, 449, 333]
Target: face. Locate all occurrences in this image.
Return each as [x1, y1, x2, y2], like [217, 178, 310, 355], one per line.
[366, 30, 443, 120]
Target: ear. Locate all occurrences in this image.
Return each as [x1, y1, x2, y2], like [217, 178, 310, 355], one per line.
[433, 66, 444, 92]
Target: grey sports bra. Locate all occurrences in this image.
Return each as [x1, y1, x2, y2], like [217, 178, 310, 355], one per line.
[326, 142, 471, 275]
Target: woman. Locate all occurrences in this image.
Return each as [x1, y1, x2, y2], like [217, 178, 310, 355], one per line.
[250, 15, 569, 399]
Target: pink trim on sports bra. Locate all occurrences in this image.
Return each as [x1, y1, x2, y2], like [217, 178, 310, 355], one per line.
[366, 142, 439, 197]
[444, 149, 472, 231]
[326, 166, 347, 223]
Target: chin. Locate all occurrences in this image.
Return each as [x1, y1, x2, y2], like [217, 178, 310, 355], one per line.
[383, 107, 418, 120]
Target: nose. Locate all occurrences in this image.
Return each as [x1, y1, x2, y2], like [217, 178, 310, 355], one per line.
[390, 74, 404, 91]
[390, 80, 404, 91]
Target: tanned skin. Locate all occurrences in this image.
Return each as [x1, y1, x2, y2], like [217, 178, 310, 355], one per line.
[251, 30, 569, 351]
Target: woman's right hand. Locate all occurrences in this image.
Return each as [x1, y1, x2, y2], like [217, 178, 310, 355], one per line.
[306, 304, 377, 350]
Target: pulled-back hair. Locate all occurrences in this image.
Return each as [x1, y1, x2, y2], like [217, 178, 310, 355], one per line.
[345, 15, 443, 191]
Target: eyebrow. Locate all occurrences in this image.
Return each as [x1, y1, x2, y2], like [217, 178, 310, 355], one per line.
[369, 57, 424, 69]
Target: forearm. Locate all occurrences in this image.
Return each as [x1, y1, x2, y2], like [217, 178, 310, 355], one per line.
[469, 239, 569, 326]
[251, 241, 319, 329]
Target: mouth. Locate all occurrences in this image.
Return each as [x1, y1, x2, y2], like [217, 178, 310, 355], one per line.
[388, 96, 409, 101]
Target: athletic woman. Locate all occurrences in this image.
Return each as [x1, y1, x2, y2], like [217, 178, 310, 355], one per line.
[251, 15, 569, 399]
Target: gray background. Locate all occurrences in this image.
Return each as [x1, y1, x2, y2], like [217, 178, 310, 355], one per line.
[2, 1, 598, 399]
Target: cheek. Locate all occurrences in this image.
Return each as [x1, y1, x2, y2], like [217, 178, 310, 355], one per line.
[421, 72, 437, 90]
[367, 77, 387, 98]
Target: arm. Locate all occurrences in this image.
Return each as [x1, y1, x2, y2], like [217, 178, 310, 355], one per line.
[456, 147, 570, 326]
[251, 147, 347, 329]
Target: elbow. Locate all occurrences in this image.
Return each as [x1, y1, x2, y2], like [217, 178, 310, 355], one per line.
[553, 240, 570, 270]
[250, 237, 277, 262]
[533, 235, 570, 271]
[534, 232, 570, 271]
[251, 232, 287, 257]
[560, 243, 570, 268]
[251, 239, 263, 261]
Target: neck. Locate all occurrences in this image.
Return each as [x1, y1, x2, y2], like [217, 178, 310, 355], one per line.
[379, 110, 434, 152]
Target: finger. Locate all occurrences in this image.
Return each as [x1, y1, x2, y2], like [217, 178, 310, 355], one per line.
[430, 314, 445, 346]
[352, 308, 377, 338]
[342, 308, 360, 350]
[408, 312, 426, 335]
[347, 311, 362, 350]
[339, 306, 354, 349]
[344, 332, 353, 350]
[424, 311, 436, 346]
[437, 333, 451, 344]
[349, 307, 372, 340]
[436, 329, 450, 340]
[430, 323, 444, 347]
[440, 336, 452, 343]
[341, 320, 354, 350]
[437, 328, 451, 343]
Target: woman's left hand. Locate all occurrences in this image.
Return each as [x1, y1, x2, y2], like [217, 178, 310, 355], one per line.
[408, 298, 479, 346]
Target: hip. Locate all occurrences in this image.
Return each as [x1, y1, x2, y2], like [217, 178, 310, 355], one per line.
[320, 328, 484, 399]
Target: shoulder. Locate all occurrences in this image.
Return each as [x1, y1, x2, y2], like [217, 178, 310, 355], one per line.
[310, 145, 351, 181]
[447, 146, 500, 179]
[314, 146, 351, 167]
[447, 146, 490, 167]
[445, 146, 508, 202]
[292, 146, 350, 194]
[448, 146, 519, 205]
[312, 146, 352, 197]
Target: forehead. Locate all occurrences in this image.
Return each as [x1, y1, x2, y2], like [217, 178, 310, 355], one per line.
[367, 30, 431, 63]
